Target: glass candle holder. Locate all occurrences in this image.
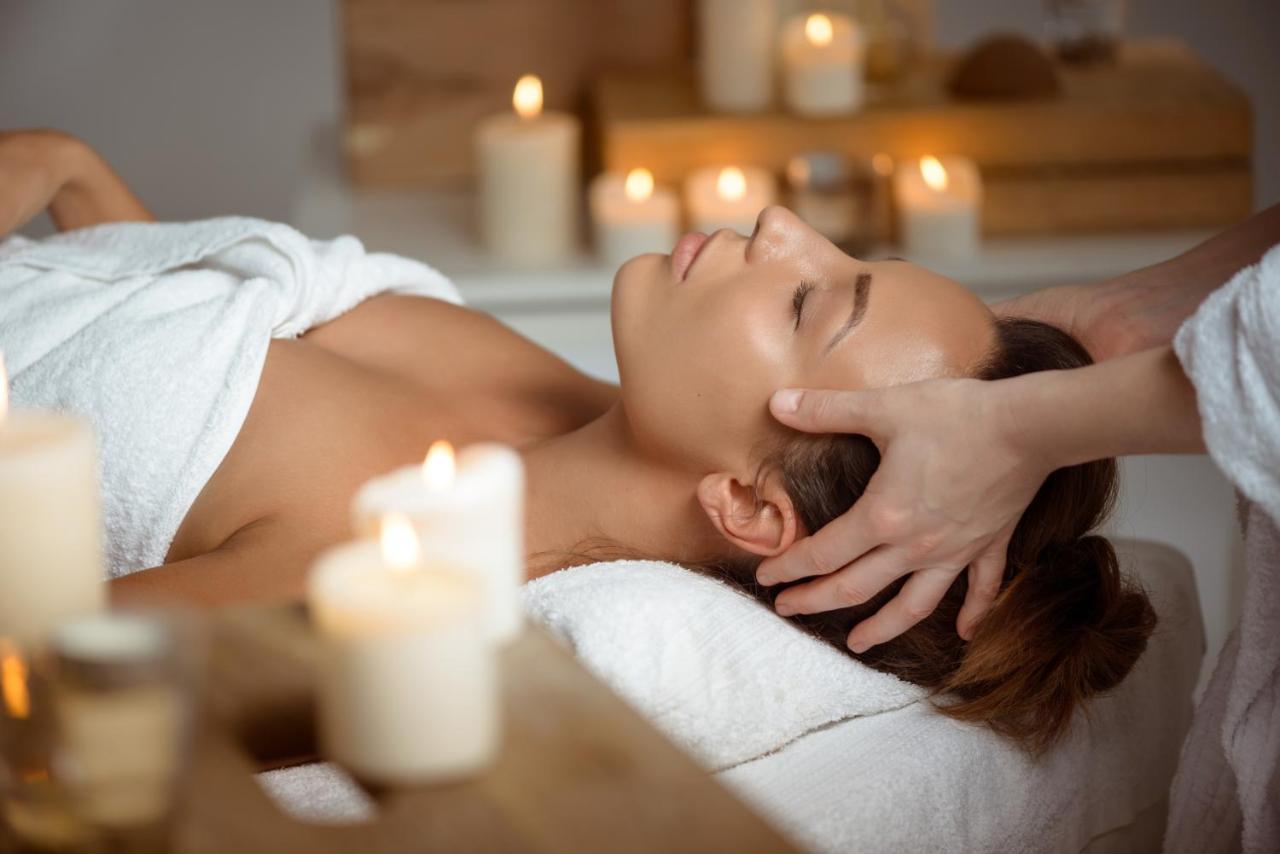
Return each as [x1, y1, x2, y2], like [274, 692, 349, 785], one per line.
[786, 151, 890, 254]
[1, 613, 199, 853]
[1043, 0, 1127, 64]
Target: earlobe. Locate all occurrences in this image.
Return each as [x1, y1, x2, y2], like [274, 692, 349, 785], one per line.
[696, 471, 799, 557]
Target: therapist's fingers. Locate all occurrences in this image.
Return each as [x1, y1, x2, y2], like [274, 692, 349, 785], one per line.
[955, 526, 1014, 641]
[772, 545, 909, 616]
[757, 500, 881, 586]
[845, 567, 959, 653]
[770, 388, 889, 441]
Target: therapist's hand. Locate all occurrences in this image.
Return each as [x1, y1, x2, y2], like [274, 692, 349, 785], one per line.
[757, 379, 1054, 650]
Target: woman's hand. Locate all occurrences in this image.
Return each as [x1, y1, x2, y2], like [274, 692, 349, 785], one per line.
[756, 378, 1056, 650]
[0, 129, 85, 236]
[993, 283, 1146, 362]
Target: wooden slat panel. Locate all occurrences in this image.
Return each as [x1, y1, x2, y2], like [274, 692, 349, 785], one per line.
[342, 0, 693, 186]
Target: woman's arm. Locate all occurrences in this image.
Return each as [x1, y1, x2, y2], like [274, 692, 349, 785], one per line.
[0, 129, 153, 236]
[996, 203, 1280, 360]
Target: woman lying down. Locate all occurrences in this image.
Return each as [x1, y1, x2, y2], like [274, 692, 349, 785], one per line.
[1, 129, 1154, 754]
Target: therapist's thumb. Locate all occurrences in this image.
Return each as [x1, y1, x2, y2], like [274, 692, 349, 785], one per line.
[770, 388, 884, 436]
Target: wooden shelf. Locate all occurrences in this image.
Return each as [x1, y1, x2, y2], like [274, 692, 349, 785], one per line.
[595, 40, 1252, 235]
[173, 606, 798, 853]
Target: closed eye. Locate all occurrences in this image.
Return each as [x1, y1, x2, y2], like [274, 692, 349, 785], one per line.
[791, 281, 815, 330]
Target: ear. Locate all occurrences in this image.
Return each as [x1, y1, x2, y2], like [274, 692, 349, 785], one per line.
[696, 471, 800, 557]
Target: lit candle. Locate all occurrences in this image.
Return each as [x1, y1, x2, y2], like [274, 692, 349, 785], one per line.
[476, 73, 581, 266]
[589, 168, 680, 269]
[351, 441, 525, 643]
[892, 155, 983, 257]
[309, 518, 498, 785]
[697, 0, 778, 112]
[780, 12, 866, 116]
[0, 353, 104, 648]
[685, 166, 778, 235]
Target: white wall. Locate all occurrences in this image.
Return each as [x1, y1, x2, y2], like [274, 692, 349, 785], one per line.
[0, 1, 340, 226]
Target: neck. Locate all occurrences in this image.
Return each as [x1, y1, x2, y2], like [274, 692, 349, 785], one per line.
[521, 404, 723, 576]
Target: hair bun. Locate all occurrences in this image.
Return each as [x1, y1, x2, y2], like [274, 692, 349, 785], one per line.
[941, 534, 1157, 753]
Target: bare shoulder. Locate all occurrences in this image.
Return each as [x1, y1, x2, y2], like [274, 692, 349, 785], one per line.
[305, 293, 616, 420]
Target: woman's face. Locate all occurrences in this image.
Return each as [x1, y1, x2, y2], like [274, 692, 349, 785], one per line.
[612, 206, 996, 472]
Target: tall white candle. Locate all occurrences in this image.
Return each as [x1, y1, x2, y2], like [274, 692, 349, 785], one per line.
[780, 12, 866, 116]
[352, 442, 525, 643]
[309, 518, 498, 785]
[0, 355, 104, 649]
[685, 166, 778, 235]
[893, 155, 983, 257]
[590, 168, 680, 269]
[476, 74, 581, 266]
[697, 0, 778, 112]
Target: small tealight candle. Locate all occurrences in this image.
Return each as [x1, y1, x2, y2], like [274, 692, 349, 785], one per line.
[352, 441, 525, 643]
[780, 12, 866, 116]
[590, 168, 680, 269]
[476, 73, 581, 266]
[685, 166, 778, 235]
[309, 518, 498, 785]
[0, 354, 104, 648]
[892, 155, 983, 257]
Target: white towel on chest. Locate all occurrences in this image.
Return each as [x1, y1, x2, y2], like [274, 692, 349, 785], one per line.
[1168, 242, 1280, 854]
[0, 217, 460, 577]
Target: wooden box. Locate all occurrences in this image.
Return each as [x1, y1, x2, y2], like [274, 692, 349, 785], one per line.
[595, 40, 1253, 235]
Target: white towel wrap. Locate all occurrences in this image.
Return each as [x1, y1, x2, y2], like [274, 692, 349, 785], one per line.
[0, 218, 460, 577]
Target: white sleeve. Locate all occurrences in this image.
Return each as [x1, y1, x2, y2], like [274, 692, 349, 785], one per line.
[1174, 242, 1280, 524]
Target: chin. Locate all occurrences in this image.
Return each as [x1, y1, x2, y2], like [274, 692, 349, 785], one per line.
[609, 252, 668, 383]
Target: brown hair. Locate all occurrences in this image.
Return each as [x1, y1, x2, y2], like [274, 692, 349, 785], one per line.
[722, 318, 1157, 754]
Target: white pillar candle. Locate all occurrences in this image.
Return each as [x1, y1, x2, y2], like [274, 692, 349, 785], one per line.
[697, 0, 778, 112]
[685, 166, 778, 235]
[476, 74, 581, 266]
[352, 441, 525, 643]
[780, 12, 866, 116]
[589, 168, 680, 269]
[892, 155, 983, 257]
[0, 355, 104, 649]
[309, 518, 498, 785]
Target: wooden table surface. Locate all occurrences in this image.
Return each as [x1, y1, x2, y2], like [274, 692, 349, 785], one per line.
[174, 606, 799, 854]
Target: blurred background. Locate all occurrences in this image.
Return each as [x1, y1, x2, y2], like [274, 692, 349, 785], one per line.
[1, 0, 1275, 224]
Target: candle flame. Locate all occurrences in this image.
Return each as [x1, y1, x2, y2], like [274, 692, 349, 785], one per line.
[513, 74, 543, 120]
[422, 440, 456, 493]
[1, 640, 30, 720]
[0, 351, 8, 423]
[624, 168, 655, 203]
[871, 152, 894, 177]
[716, 167, 747, 203]
[805, 13, 834, 47]
[920, 156, 949, 192]
[380, 513, 421, 573]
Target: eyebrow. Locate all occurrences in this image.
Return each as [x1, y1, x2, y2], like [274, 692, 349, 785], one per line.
[824, 272, 872, 354]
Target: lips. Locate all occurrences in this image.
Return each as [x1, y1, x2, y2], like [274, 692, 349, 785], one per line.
[671, 231, 710, 282]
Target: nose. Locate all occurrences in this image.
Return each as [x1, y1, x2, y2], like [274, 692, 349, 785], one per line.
[748, 205, 809, 263]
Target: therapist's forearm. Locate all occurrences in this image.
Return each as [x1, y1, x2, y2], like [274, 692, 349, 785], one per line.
[1086, 204, 1280, 354]
[999, 346, 1205, 470]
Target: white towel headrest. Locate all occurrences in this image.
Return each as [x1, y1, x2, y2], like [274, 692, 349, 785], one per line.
[523, 560, 927, 771]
